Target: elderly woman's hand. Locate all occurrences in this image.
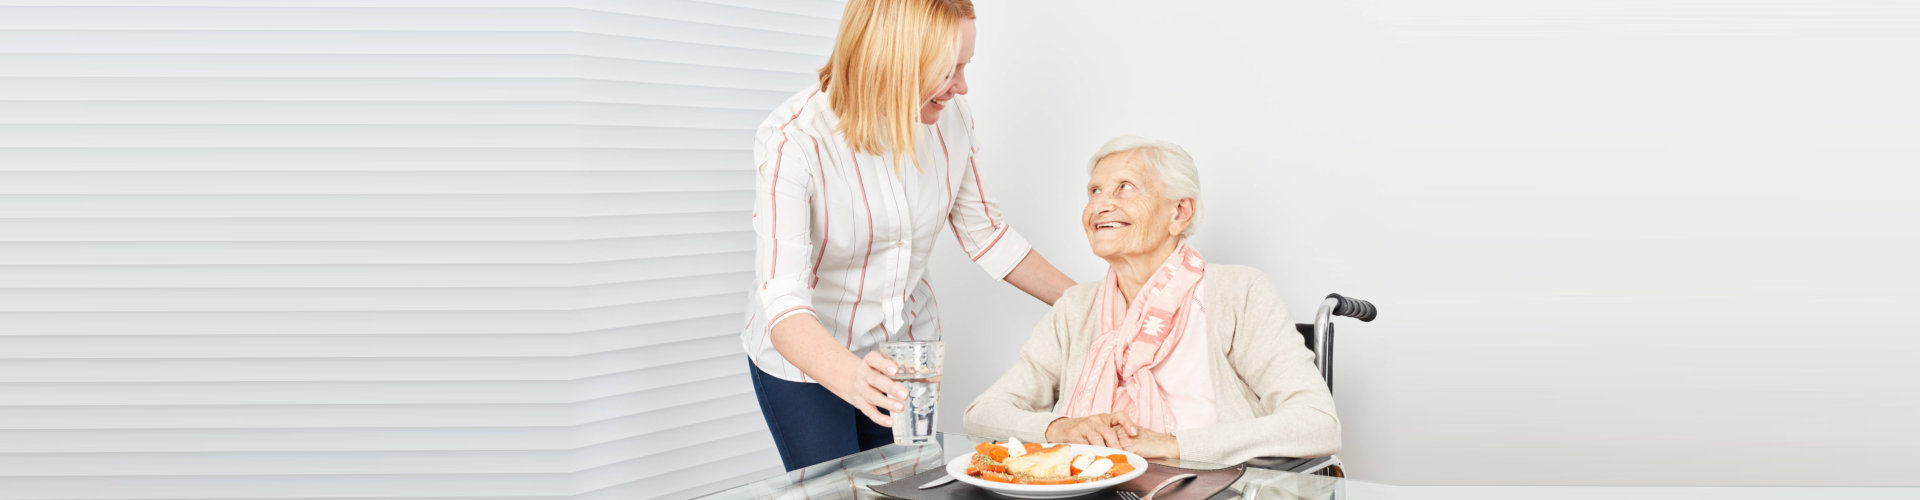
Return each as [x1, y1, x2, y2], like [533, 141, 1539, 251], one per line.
[1044, 413, 1139, 447]
[1119, 426, 1180, 459]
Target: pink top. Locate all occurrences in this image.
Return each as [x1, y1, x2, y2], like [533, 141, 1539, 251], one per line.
[1151, 281, 1218, 430]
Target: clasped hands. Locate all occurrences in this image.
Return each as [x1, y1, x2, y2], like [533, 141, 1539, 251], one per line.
[1043, 413, 1179, 459]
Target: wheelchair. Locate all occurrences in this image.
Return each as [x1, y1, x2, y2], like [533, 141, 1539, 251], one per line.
[1245, 293, 1378, 478]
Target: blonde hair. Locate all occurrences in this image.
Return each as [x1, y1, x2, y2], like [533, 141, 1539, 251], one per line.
[820, 0, 975, 173]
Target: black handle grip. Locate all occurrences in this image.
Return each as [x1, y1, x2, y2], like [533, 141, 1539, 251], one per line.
[1327, 293, 1378, 322]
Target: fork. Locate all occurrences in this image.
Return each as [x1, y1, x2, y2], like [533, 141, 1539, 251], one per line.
[1116, 473, 1197, 500]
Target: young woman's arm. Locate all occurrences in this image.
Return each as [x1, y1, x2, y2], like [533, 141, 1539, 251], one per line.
[750, 128, 906, 427]
[769, 314, 908, 427]
[1004, 250, 1076, 306]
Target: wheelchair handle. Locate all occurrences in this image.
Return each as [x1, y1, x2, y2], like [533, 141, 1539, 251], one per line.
[1311, 293, 1377, 393]
[1326, 293, 1377, 322]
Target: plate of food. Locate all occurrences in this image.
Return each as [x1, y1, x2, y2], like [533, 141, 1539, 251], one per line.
[947, 438, 1147, 499]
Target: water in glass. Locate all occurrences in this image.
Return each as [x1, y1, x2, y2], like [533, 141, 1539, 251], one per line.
[881, 341, 943, 445]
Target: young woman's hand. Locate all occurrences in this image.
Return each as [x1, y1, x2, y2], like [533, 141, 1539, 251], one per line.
[769, 315, 907, 427]
[821, 351, 909, 427]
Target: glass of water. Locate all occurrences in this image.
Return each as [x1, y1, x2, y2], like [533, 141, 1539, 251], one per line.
[879, 340, 943, 445]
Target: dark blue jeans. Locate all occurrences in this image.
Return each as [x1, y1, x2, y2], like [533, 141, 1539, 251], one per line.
[748, 358, 893, 471]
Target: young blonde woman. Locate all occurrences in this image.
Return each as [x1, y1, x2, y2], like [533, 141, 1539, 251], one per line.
[743, 0, 1077, 471]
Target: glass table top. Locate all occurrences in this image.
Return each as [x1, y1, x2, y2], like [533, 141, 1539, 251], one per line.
[692, 432, 1336, 500]
[693, 433, 1917, 500]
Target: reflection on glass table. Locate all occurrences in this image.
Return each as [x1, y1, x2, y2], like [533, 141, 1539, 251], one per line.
[695, 432, 1330, 500]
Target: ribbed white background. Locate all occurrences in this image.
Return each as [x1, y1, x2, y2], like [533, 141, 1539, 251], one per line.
[0, 1, 841, 498]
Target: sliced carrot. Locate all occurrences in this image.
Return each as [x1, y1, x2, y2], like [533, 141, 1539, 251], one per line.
[989, 448, 1010, 462]
[978, 464, 1006, 473]
[1069, 466, 1081, 476]
[979, 471, 1017, 483]
[1106, 454, 1129, 464]
[1024, 443, 1042, 453]
[974, 442, 1000, 455]
[1109, 463, 1136, 476]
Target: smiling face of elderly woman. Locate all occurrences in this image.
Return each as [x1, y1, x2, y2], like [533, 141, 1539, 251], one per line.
[1082, 150, 1195, 261]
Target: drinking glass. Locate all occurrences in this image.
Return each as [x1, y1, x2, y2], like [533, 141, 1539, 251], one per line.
[879, 340, 943, 445]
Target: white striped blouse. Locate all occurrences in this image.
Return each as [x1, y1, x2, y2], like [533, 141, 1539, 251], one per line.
[742, 85, 1032, 383]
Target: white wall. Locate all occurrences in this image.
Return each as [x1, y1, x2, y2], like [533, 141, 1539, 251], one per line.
[932, 0, 1920, 486]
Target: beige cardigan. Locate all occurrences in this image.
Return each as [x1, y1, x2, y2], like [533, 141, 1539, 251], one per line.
[962, 264, 1341, 464]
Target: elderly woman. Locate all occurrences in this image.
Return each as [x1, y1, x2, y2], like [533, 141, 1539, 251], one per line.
[963, 136, 1340, 464]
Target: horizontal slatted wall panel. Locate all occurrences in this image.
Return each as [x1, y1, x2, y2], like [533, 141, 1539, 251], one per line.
[0, 1, 843, 499]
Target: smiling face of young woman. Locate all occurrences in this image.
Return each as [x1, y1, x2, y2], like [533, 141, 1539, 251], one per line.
[919, 18, 975, 125]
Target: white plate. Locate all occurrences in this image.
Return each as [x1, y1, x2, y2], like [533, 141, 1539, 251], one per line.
[945, 443, 1147, 499]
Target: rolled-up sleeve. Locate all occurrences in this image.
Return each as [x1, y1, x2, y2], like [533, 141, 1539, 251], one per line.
[947, 103, 1032, 280]
[752, 130, 819, 329]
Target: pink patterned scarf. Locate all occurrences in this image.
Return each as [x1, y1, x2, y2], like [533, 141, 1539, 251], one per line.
[1062, 242, 1206, 433]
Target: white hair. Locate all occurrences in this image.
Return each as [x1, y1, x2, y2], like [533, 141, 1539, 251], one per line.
[1087, 135, 1202, 236]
